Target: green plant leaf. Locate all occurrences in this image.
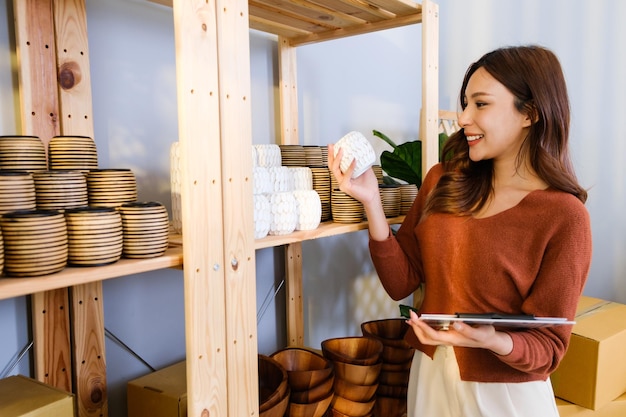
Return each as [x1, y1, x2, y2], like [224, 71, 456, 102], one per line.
[380, 140, 422, 187]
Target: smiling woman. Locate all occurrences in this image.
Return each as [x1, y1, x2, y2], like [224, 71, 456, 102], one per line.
[330, 45, 592, 417]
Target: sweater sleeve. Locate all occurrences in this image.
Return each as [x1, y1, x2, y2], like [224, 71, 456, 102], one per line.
[496, 195, 592, 375]
[368, 164, 443, 301]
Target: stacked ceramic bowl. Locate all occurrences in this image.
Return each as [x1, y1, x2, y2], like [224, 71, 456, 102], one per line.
[0, 227, 4, 275]
[259, 354, 290, 417]
[310, 167, 331, 222]
[0, 135, 47, 172]
[48, 135, 98, 172]
[33, 170, 88, 211]
[86, 169, 137, 207]
[64, 207, 123, 266]
[118, 202, 169, 259]
[398, 184, 418, 215]
[321, 336, 383, 417]
[304, 146, 324, 167]
[279, 145, 306, 167]
[379, 185, 401, 218]
[331, 190, 364, 224]
[270, 347, 334, 417]
[0, 171, 36, 215]
[361, 319, 415, 417]
[0, 210, 68, 277]
[372, 166, 384, 185]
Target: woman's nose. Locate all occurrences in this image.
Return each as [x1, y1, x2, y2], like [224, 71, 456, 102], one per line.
[458, 107, 471, 127]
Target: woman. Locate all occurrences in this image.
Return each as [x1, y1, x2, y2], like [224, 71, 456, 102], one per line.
[328, 45, 592, 417]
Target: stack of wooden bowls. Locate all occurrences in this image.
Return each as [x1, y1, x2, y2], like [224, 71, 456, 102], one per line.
[310, 167, 331, 221]
[361, 319, 415, 417]
[0, 171, 36, 215]
[86, 169, 137, 207]
[0, 135, 47, 172]
[64, 207, 123, 266]
[379, 185, 401, 218]
[33, 170, 88, 211]
[48, 135, 98, 172]
[398, 184, 418, 215]
[0, 227, 4, 275]
[0, 210, 67, 277]
[118, 202, 169, 259]
[330, 190, 364, 224]
[321, 336, 383, 417]
[270, 347, 334, 417]
[259, 354, 290, 417]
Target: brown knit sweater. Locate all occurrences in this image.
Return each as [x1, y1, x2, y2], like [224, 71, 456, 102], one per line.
[369, 163, 592, 382]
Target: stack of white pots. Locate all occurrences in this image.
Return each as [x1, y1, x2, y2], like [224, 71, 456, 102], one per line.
[253, 144, 322, 239]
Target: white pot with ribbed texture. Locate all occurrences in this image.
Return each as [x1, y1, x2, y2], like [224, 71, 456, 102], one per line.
[293, 190, 321, 230]
[269, 166, 295, 192]
[253, 166, 273, 195]
[333, 131, 376, 178]
[268, 192, 297, 235]
[254, 144, 282, 168]
[253, 194, 271, 239]
[289, 167, 313, 191]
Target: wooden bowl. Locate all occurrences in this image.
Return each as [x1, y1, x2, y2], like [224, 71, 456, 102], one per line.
[260, 387, 290, 417]
[381, 359, 412, 372]
[270, 347, 333, 391]
[327, 408, 372, 417]
[333, 376, 377, 402]
[258, 354, 289, 412]
[378, 369, 410, 386]
[377, 383, 408, 398]
[361, 318, 412, 349]
[289, 373, 334, 404]
[374, 395, 407, 417]
[321, 337, 383, 366]
[331, 394, 376, 417]
[332, 361, 381, 386]
[287, 391, 333, 417]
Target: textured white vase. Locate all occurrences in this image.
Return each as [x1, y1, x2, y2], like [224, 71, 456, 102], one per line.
[170, 141, 182, 234]
[268, 192, 297, 235]
[289, 167, 313, 191]
[293, 190, 321, 230]
[333, 131, 376, 178]
[253, 194, 271, 239]
[269, 166, 295, 192]
[253, 166, 273, 195]
[254, 144, 282, 168]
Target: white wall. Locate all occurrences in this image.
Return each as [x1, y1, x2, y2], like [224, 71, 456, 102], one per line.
[0, 0, 624, 416]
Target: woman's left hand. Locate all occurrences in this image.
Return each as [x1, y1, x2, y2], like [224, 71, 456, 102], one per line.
[406, 310, 514, 356]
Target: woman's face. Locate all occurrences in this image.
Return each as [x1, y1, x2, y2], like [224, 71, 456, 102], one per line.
[458, 67, 532, 164]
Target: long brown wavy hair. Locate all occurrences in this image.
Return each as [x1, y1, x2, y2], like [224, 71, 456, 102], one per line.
[423, 45, 587, 218]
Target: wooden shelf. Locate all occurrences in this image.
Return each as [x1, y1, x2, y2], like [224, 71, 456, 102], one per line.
[0, 246, 183, 301]
[147, 0, 424, 46]
[169, 216, 405, 250]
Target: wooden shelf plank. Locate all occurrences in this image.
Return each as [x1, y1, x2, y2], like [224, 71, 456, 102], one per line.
[254, 216, 405, 249]
[0, 246, 183, 301]
[169, 216, 405, 250]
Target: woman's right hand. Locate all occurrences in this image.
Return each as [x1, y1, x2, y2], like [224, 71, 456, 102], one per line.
[328, 144, 390, 241]
[327, 144, 380, 208]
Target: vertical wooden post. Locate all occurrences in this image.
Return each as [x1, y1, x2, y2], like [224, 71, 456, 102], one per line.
[173, 0, 258, 415]
[285, 243, 304, 346]
[13, 0, 72, 394]
[420, 0, 439, 174]
[278, 36, 306, 347]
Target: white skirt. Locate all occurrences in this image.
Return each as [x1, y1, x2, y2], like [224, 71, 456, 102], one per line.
[407, 345, 559, 417]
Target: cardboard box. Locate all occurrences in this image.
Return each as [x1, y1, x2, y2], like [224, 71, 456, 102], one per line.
[551, 296, 626, 410]
[557, 392, 626, 416]
[0, 375, 74, 417]
[127, 361, 187, 417]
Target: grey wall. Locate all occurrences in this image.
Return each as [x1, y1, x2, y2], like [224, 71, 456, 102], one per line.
[0, 1, 624, 416]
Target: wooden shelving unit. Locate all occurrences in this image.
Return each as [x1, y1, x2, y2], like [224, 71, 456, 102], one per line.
[6, 1, 438, 416]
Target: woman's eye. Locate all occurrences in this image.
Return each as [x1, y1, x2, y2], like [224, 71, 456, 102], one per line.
[475, 102, 487, 108]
